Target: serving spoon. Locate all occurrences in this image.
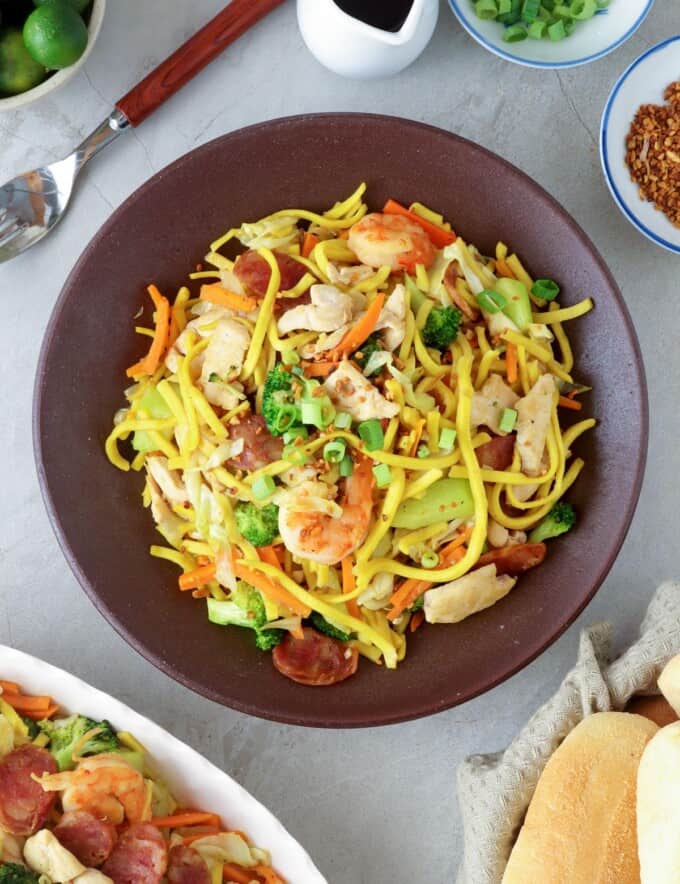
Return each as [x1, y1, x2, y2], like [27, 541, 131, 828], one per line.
[0, 0, 285, 264]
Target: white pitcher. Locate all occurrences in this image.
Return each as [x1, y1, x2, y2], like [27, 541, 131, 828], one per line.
[297, 0, 439, 80]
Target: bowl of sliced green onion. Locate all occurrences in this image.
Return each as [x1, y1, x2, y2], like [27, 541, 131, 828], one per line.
[448, 0, 653, 69]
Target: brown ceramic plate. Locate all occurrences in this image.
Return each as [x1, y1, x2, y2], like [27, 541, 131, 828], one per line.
[34, 114, 647, 727]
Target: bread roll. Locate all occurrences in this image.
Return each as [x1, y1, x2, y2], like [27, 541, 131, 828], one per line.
[626, 694, 678, 728]
[502, 712, 658, 884]
[658, 655, 680, 717]
[637, 722, 680, 883]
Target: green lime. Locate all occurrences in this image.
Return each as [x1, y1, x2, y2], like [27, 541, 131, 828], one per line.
[0, 27, 46, 94]
[33, 0, 91, 13]
[23, 1, 87, 69]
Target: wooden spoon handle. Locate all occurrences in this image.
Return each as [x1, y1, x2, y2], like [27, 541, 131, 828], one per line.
[116, 0, 286, 127]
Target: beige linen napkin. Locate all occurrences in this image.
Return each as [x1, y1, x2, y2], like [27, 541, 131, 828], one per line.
[456, 581, 680, 884]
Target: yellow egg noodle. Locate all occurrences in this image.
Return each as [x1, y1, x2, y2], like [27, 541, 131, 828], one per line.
[106, 184, 595, 684]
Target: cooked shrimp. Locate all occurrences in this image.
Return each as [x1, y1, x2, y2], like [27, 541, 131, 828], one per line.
[35, 755, 150, 826]
[278, 457, 374, 565]
[348, 213, 436, 271]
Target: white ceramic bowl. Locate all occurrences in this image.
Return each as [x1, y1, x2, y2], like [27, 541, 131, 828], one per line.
[0, 644, 327, 883]
[0, 0, 106, 112]
[447, 0, 653, 69]
[601, 36, 680, 254]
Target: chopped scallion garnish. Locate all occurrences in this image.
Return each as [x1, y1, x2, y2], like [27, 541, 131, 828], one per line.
[372, 463, 392, 488]
[252, 475, 276, 500]
[499, 407, 518, 434]
[358, 418, 384, 452]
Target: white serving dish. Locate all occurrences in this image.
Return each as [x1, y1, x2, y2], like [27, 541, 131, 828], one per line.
[447, 0, 653, 70]
[296, 0, 439, 79]
[0, 0, 106, 112]
[600, 35, 680, 254]
[0, 645, 327, 883]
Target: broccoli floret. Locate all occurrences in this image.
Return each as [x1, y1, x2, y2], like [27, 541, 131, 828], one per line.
[352, 333, 383, 376]
[262, 365, 299, 435]
[422, 305, 463, 350]
[529, 502, 577, 544]
[21, 717, 39, 739]
[255, 630, 285, 651]
[310, 612, 352, 642]
[38, 714, 119, 771]
[234, 501, 279, 547]
[208, 585, 283, 651]
[0, 864, 40, 883]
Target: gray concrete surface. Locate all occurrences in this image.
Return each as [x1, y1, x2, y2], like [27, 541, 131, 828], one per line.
[0, 2, 676, 881]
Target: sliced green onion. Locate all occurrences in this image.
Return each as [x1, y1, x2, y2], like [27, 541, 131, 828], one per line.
[474, 0, 498, 17]
[323, 439, 347, 463]
[333, 411, 352, 430]
[499, 407, 518, 434]
[421, 550, 440, 569]
[552, 3, 572, 16]
[417, 444, 431, 459]
[439, 427, 457, 451]
[291, 365, 305, 377]
[531, 278, 560, 301]
[528, 19, 546, 37]
[282, 349, 300, 365]
[548, 18, 566, 39]
[503, 23, 528, 41]
[300, 398, 335, 429]
[282, 427, 308, 444]
[498, 0, 512, 12]
[521, 0, 540, 22]
[372, 463, 392, 488]
[340, 454, 354, 477]
[570, 0, 596, 17]
[358, 418, 384, 452]
[283, 445, 309, 466]
[477, 289, 507, 314]
[273, 404, 299, 434]
[252, 475, 276, 500]
[498, 0, 522, 23]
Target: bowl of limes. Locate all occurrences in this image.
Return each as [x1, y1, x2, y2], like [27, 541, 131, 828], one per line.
[0, 0, 105, 110]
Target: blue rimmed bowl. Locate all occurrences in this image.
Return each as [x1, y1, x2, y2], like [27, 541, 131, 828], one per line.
[601, 35, 680, 254]
[447, 0, 654, 69]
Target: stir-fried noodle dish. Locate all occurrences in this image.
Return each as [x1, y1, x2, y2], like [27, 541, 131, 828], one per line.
[106, 184, 595, 687]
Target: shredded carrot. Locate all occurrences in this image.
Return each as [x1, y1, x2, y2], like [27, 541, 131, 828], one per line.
[152, 812, 221, 829]
[258, 546, 281, 570]
[254, 867, 285, 884]
[329, 291, 385, 360]
[1, 692, 52, 713]
[0, 681, 20, 693]
[409, 610, 425, 633]
[409, 419, 426, 457]
[341, 556, 362, 621]
[302, 232, 319, 258]
[558, 395, 582, 411]
[200, 283, 257, 313]
[495, 259, 515, 279]
[191, 588, 211, 599]
[233, 563, 311, 618]
[300, 361, 338, 378]
[382, 199, 456, 248]
[126, 285, 171, 378]
[196, 555, 212, 567]
[506, 342, 518, 385]
[223, 864, 258, 884]
[179, 564, 216, 591]
[41, 704, 60, 720]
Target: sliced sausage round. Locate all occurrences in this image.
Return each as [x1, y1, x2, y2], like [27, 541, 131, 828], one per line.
[273, 627, 358, 686]
[0, 744, 57, 835]
[54, 809, 117, 867]
[476, 542, 547, 576]
[167, 844, 211, 884]
[476, 434, 515, 471]
[227, 413, 284, 472]
[101, 823, 167, 884]
[234, 250, 306, 298]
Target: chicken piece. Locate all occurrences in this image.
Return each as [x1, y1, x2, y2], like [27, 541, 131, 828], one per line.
[487, 518, 509, 549]
[199, 318, 251, 410]
[471, 375, 520, 435]
[276, 284, 353, 335]
[323, 360, 399, 422]
[516, 374, 555, 476]
[146, 456, 186, 507]
[164, 308, 229, 375]
[24, 830, 86, 882]
[72, 873, 114, 884]
[326, 261, 375, 288]
[375, 284, 406, 351]
[424, 564, 517, 624]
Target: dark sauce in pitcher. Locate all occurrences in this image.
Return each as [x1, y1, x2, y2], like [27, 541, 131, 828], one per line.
[333, 0, 414, 33]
